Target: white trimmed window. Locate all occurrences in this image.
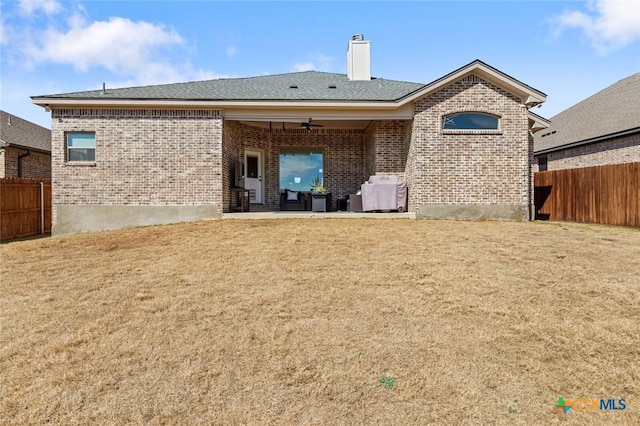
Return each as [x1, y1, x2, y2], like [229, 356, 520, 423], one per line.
[67, 132, 96, 162]
[443, 112, 500, 131]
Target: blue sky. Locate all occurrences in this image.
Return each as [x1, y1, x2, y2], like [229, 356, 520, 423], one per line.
[1, 0, 639, 129]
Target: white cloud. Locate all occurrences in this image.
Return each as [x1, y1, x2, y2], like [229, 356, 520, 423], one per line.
[292, 54, 334, 72]
[30, 16, 184, 74]
[3, 2, 227, 87]
[552, 0, 640, 53]
[101, 67, 232, 91]
[19, 0, 61, 15]
[0, 17, 7, 45]
[293, 61, 315, 72]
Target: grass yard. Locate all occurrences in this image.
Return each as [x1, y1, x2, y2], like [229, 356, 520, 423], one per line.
[1, 219, 639, 424]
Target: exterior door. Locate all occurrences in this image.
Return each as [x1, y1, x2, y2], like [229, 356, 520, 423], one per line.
[245, 150, 262, 203]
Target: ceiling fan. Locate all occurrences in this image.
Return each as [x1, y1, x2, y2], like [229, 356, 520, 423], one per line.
[281, 118, 324, 132]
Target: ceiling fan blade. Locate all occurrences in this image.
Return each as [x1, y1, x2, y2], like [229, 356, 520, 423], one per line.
[300, 118, 324, 128]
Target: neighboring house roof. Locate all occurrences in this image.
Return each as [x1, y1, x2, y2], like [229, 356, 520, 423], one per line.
[534, 73, 640, 155]
[32, 60, 546, 113]
[0, 110, 51, 153]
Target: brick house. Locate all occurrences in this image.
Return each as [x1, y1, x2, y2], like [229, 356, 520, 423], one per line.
[0, 110, 51, 179]
[32, 36, 547, 235]
[534, 73, 640, 171]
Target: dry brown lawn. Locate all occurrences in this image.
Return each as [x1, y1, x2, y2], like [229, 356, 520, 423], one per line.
[1, 219, 639, 425]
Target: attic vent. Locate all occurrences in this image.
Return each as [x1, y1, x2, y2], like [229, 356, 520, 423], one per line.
[328, 84, 337, 89]
[352, 34, 364, 41]
[289, 84, 298, 89]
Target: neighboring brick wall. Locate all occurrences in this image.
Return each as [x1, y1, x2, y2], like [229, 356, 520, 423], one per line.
[537, 132, 640, 171]
[409, 74, 530, 210]
[50, 108, 223, 225]
[0, 146, 51, 179]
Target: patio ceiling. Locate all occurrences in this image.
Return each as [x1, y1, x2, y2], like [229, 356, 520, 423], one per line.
[241, 119, 372, 130]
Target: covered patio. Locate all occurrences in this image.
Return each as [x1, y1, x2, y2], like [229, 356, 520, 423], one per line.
[221, 117, 413, 213]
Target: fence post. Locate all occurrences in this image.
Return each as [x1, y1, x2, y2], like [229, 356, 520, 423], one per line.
[40, 181, 44, 234]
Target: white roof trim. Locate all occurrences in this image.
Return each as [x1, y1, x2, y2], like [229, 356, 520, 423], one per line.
[528, 112, 550, 133]
[400, 61, 546, 106]
[31, 98, 405, 109]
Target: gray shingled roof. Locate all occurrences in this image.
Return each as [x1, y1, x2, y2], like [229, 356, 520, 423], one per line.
[0, 110, 51, 153]
[534, 73, 640, 153]
[34, 71, 425, 102]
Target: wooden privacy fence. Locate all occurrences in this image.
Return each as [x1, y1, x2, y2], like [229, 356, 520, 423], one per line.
[534, 162, 640, 228]
[0, 178, 52, 241]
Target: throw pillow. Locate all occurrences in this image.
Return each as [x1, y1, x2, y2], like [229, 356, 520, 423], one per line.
[287, 191, 299, 201]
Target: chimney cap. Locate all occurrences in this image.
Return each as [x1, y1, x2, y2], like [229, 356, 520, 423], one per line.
[352, 34, 364, 41]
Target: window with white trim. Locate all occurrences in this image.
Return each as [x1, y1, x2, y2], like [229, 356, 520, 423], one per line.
[67, 132, 96, 162]
[443, 112, 500, 131]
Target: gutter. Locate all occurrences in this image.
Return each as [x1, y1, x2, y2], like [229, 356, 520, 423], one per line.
[31, 97, 409, 109]
[0, 141, 51, 155]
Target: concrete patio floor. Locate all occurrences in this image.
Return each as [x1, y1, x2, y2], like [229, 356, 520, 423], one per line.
[222, 210, 416, 220]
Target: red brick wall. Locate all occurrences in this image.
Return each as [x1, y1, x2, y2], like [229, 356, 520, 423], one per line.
[49, 74, 534, 224]
[409, 74, 531, 210]
[50, 108, 223, 225]
[363, 120, 411, 182]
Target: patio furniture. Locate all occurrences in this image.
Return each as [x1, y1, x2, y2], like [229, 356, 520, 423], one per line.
[280, 190, 311, 211]
[311, 193, 332, 212]
[348, 194, 363, 212]
[229, 187, 250, 212]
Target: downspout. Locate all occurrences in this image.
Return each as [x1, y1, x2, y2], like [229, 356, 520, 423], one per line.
[17, 150, 31, 178]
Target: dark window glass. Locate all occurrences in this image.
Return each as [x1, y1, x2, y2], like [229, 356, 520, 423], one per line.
[539, 156, 548, 172]
[443, 113, 499, 130]
[246, 155, 259, 178]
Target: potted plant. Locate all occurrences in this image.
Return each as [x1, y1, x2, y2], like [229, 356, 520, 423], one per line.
[310, 176, 328, 195]
[310, 176, 330, 212]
